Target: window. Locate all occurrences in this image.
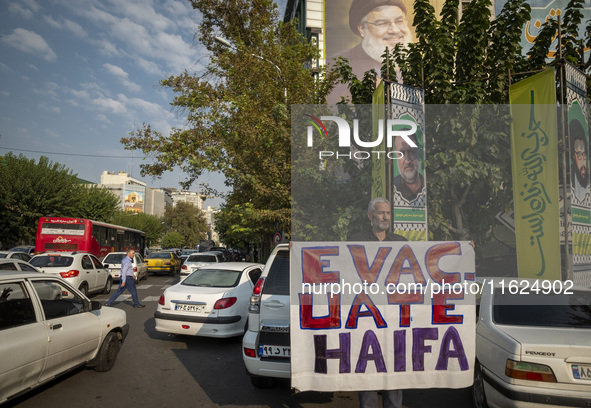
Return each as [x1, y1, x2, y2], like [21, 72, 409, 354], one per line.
[20, 263, 38, 272]
[0, 282, 37, 330]
[0, 262, 17, 270]
[32, 280, 85, 319]
[262, 250, 290, 296]
[90, 256, 102, 269]
[249, 268, 263, 284]
[81, 255, 93, 270]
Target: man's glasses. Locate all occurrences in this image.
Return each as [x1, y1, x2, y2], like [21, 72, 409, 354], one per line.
[399, 148, 420, 160]
[575, 150, 587, 160]
[365, 19, 408, 31]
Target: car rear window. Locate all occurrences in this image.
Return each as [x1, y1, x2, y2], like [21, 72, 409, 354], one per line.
[146, 253, 171, 259]
[187, 254, 217, 263]
[182, 269, 241, 287]
[493, 290, 591, 328]
[262, 250, 289, 296]
[104, 253, 125, 264]
[30, 256, 74, 267]
[0, 254, 6, 258]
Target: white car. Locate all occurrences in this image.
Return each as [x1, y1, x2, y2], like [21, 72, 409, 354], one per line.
[242, 244, 290, 388]
[180, 251, 224, 280]
[102, 252, 148, 283]
[0, 251, 31, 262]
[0, 259, 40, 272]
[0, 270, 129, 403]
[155, 262, 263, 338]
[474, 278, 591, 408]
[29, 251, 112, 296]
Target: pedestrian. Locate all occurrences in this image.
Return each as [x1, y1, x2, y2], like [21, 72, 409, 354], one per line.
[351, 197, 405, 408]
[105, 249, 145, 308]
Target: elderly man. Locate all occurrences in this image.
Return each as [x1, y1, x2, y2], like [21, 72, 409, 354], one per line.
[328, 0, 411, 104]
[394, 133, 424, 203]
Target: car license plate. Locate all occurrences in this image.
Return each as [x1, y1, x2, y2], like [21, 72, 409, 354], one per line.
[175, 304, 204, 313]
[259, 345, 290, 357]
[572, 364, 591, 380]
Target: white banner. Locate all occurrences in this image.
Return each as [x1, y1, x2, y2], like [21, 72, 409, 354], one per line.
[290, 241, 476, 392]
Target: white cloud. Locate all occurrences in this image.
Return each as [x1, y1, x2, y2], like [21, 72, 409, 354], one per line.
[95, 113, 112, 124]
[92, 96, 127, 114]
[137, 58, 161, 76]
[0, 62, 13, 72]
[103, 63, 141, 92]
[1, 28, 57, 62]
[27, 63, 39, 71]
[0, 91, 9, 97]
[8, 0, 40, 19]
[44, 16, 88, 38]
[46, 129, 61, 140]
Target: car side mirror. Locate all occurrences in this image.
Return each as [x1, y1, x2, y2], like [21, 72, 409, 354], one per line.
[103, 263, 109, 268]
[90, 301, 102, 311]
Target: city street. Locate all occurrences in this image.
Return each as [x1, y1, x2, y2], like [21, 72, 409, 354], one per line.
[5, 274, 473, 408]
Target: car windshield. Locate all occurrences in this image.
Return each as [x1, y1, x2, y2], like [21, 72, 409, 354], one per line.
[146, 253, 171, 259]
[493, 290, 591, 328]
[187, 254, 217, 263]
[30, 255, 74, 267]
[182, 268, 241, 288]
[103, 253, 125, 264]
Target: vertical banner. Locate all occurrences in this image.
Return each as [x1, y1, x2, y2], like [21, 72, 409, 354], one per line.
[290, 241, 475, 392]
[509, 68, 561, 280]
[372, 82, 386, 199]
[389, 83, 427, 241]
[566, 62, 591, 287]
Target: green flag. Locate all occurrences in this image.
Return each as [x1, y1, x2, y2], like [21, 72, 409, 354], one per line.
[509, 68, 561, 280]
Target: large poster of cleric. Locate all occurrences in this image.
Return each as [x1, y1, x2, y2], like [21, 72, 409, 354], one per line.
[388, 82, 427, 241]
[566, 62, 591, 286]
[289, 241, 476, 392]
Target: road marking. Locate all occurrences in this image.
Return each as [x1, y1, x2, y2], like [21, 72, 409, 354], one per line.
[137, 285, 154, 289]
[142, 296, 161, 302]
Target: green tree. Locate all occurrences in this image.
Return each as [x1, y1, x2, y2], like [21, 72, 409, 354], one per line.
[0, 153, 85, 247]
[122, 0, 338, 251]
[161, 231, 184, 249]
[74, 185, 120, 222]
[111, 211, 165, 247]
[163, 201, 207, 248]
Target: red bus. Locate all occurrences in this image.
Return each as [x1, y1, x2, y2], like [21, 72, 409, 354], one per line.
[35, 217, 146, 259]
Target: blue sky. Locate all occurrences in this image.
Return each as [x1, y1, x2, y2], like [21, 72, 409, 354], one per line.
[0, 0, 286, 208]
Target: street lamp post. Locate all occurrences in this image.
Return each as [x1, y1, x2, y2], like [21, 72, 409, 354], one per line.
[214, 36, 287, 104]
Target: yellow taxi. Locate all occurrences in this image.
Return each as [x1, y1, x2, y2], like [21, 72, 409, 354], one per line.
[145, 251, 181, 276]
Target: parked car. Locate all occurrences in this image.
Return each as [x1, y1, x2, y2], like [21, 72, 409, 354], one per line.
[0, 259, 40, 272]
[0, 251, 31, 262]
[155, 262, 263, 338]
[29, 251, 112, 296]
[242, 244, 290, 388]
[8, 246, 35, 256]
[179, 249, 199, 264]
[180, 251, 224, 280]
[102, 252, 147, 283]
[144, 251, 181, 276]
[211, 246, 230, 261]
[0, 270, 129, 403]
[473, 278, 591, 408]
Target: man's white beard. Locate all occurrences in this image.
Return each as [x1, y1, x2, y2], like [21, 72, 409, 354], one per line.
[361, 33, 410, 62]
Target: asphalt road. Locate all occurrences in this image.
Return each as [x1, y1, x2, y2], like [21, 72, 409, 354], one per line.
[5, 274, 474, 408]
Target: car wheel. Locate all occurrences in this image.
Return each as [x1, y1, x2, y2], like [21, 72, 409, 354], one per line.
[103, 277, 113, 294]
[250, 375, 275, 388]
[473, 362, 489, 408]
[94, 332, 120, 372]
[78, 283, 88, 296]
[142, 271, 148, 281]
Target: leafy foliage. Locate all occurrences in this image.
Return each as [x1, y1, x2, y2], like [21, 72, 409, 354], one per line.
[163, 201, 207, 248]
[161, 231, 184, 249]
[0, 153, 119, 248]
[111, 211, 164, 247]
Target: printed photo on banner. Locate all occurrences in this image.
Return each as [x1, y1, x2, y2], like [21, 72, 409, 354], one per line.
[289, 241, 476, 392]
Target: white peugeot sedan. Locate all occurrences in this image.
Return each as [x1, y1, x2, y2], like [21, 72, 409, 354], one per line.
[180, 251, 224, 280]
[102, 251, 148, 283]
[0, 270, 129, 404]
[474, 278, 591, 408]
[155, 262, 263, 338]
